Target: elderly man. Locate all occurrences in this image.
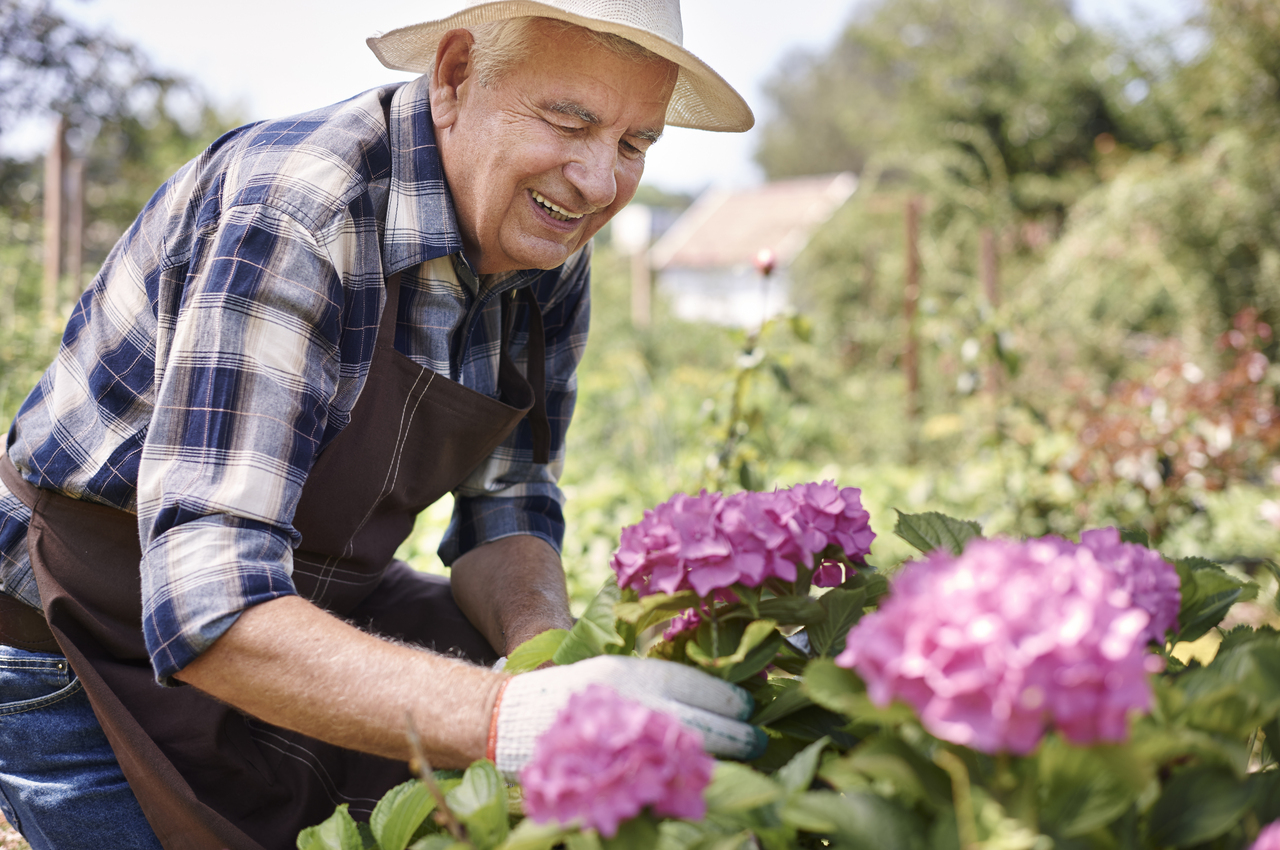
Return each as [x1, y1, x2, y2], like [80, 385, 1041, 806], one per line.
[0, 2, 760, 849]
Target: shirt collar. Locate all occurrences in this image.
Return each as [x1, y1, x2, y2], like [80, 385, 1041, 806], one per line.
[381, 75, 466, 276]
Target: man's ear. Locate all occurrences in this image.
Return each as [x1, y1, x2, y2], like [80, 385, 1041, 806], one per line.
[429, 28, 475, 130]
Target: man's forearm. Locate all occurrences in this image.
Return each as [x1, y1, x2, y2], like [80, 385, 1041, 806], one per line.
[451, 535, 575, 655]
[174, 595, 504, 767]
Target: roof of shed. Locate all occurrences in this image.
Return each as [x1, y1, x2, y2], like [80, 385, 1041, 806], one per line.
[650, 172, 857, 271]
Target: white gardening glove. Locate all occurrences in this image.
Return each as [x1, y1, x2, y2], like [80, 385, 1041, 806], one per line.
[489, 655, 767, 779]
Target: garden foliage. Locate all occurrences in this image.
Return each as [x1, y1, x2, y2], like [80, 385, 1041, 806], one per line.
[300, 497, 1280, 850]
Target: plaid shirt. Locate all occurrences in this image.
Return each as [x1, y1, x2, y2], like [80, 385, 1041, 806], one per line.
[0, 76, 590, 682]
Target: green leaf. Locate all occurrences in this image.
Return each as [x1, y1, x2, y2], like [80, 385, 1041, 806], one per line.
[1148, 764, 1257, 847]
[445, 760, 509, 850]
[751, 678, 815, 727]
[686, 619, 785, 683]
[654, 820, 726, 850]
[765, 705, 858, 747]
[806, 588, 867, 657]
[801, 658, 913, 725]
[408, 838, 467, 850]
[1118, 527, 1150, 546]
[704, 761, 785, 813]
[776, 736, 830, 793]
[497, 818, 577, 850]
[1132, 723, 1251, 775]
[753, 595, 827, 627]
[601, 816, 661, 850]
[1250, 770, 1280, 824]
[553, 579, 625, 665]
[892, 510, 982, 556]
[1175, 557, 1258, 643]
[370, 780, 437, 850]
[503, 629, 570, 674]
[733, 584, 762, 618]
[815, 790, 926, 850]
[298, 804, 364, 850]
[1178, 629, 1280, 738]
[779, 790, 841, 833]
[821, 736, 952, 810]
[1036, 738, 1153, 838]
[564, 832, 604, 850]
[614, 590, 701, 632]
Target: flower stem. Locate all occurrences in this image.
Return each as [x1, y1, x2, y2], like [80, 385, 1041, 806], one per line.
[405, 712, 467, 842]
[934, 748, 979, 850]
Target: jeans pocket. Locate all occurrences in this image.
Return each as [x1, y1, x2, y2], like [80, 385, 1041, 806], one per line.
[0, 646, 81, 716]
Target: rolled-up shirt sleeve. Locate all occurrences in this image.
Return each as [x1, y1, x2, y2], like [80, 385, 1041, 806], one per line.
[438, 246, 592, 564]
[139, 202, 354, 684]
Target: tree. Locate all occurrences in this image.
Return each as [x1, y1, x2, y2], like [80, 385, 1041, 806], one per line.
[0, 0, 231, 428]
[1, 0, 189, 141]
[756, 0, 1169, 220]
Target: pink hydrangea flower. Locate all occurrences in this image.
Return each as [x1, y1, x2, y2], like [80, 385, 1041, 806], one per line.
[1078, 527, 1181, 643]
[663, 608, 703, 641]
[610, 483, 874, 598]
[1251, 821, 1280, 850]
[519, 684, 714, 837]
[837, 536, 1161, 754]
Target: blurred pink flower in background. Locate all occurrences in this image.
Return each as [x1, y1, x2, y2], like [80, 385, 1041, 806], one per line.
[611, 482, 874, 598]
[519, 684, 714, 837]
[837, 535, 1170, 754]
[1251, 821, 1280, 850]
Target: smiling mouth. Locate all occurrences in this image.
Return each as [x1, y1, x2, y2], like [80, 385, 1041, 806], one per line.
[531, 189, 585, 222]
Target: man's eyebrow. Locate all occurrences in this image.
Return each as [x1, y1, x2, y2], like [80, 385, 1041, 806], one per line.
[546, 100, 663, 144]
[548, 100, 600, 125]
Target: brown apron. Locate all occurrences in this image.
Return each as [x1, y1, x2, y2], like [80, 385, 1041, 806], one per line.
[0, 271, 551, 850]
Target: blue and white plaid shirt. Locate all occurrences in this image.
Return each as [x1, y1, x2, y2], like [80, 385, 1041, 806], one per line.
[0, 76, 590, 682]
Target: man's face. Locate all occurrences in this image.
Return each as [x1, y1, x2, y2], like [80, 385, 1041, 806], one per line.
[433, 22, 677, 276]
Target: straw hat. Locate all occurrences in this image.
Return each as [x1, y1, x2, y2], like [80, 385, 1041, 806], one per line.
[367, 0, 754, 133]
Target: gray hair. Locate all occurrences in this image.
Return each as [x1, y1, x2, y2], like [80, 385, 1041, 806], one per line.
[466, 16, 665, 86]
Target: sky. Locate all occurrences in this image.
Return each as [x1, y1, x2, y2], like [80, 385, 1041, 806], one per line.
[20, 0, 1199, 196]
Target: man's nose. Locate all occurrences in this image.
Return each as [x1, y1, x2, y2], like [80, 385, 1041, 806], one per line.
[565, 140, 618, 211]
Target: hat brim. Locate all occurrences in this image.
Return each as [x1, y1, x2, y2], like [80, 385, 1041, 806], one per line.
[366, 1, 754, 133]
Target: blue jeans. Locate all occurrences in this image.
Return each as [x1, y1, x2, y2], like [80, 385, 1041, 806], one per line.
[0, 645, 162, 850]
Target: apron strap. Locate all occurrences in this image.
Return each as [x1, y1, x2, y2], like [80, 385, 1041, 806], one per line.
[519, 287, 551, 466]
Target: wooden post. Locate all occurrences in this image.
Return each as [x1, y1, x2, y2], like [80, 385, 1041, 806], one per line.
[904, 196, 922, 462]
[980, 227, 1000, 393]
[67, 158, 85, 297]
[42, 117, 66, 318]
[629, 248, 651, 329]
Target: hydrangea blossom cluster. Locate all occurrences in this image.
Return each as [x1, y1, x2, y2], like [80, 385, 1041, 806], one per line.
[1078, 527, 1181, 644]
[1251, 821, 1280, 850]
[837, 534, 1173, 754]
[610, 482, 874, 598]
[519, 684, 714, 837]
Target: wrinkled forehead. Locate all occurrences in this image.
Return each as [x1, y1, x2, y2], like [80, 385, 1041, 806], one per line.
[508, 22, 678, 121]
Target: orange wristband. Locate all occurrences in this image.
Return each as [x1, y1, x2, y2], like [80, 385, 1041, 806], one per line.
[487, 677, 512, 763]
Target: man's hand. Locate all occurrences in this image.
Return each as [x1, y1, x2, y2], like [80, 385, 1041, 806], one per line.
[490, 656, 768, 779]
[451, 535, 574, 655]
